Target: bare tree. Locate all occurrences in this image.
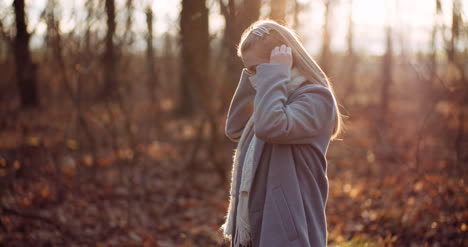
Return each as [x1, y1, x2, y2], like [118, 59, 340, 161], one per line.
[320, 0, 333, 75]
[123, 0, 134, 45]
[179, 0, 210, 115]
[373, 19, 394, 165]
[427, 0, 442, 100]
[241, 0, 262, 27]
[13, 0, 39, 108]
[342, 0, 357, 103]
[102, 0, 117, 100]
[292, 0, 308, 30]
[380, 24, 393, 127]
[447, 0, 467, 169]
[84, 0, 96, 55]
[42, 0, 60, 63]
[270, 0, 288, 23]
[219, 0, 261, 89]
[146, 6, 158, 101]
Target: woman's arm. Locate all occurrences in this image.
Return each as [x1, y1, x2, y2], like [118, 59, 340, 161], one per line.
[253, 63, 336, 144]
[225, 68, 256, 142]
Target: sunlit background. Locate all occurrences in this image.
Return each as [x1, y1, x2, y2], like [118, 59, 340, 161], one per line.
[0, 0, 466, 246]
[1, 0, 465, 54]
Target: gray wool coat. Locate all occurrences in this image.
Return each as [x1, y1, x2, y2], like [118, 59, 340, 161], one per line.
[225, 63, 336, 247]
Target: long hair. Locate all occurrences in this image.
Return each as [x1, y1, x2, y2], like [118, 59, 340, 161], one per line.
[236, 19, 345, 141]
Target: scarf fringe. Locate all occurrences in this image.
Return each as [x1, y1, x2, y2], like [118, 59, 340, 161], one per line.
[220, 195, 235, 240]
[234, 221, 251, 246]
[219, 145, 242, 239]
[234, 191, 251, 247]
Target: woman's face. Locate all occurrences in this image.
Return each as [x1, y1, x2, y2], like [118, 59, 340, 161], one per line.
[241, 45, 270, 75]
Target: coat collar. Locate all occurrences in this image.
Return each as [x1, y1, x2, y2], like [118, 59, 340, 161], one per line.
[288, 66, 308, 94]
[248, 65, 307, 96]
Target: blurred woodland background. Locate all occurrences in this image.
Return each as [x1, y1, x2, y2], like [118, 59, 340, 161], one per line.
[0, 0, 467, 246]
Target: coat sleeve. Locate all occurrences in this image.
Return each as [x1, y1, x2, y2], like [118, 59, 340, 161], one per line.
[225, 68, 256, 142]
[253, 63, 336, 144]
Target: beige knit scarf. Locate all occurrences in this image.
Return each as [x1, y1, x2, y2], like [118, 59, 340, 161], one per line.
[220, 66, 308, 246]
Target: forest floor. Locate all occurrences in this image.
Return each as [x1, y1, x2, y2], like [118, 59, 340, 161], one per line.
[0, 108, 466, 247]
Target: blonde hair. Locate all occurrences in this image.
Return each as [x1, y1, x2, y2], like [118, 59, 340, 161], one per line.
[236, 19, 345, 141]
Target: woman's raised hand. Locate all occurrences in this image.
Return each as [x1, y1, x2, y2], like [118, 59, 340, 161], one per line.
[269, 44, 292, 70]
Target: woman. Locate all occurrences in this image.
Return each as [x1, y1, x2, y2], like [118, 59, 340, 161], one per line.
[219, 19, 344, 247]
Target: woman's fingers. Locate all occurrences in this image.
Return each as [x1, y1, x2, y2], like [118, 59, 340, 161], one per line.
[270, 44, 293, 69]
[271, 44, 290, 56]
[272, 46, 280, 55]
[280, 44, 287, 53]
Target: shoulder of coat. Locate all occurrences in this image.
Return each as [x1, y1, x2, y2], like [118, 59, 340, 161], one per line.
[290, 82, 330, 98]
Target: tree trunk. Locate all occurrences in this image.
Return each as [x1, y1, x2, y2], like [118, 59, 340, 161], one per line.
[102, 0, 117, 100]
[146, 6, 158, 101]
[448, 0, 467, 170]
[380, 24, 393, 127]
[269, 0, 288, 23]
[421, 0, 442, 108]
[292, 0, 307, 30]
[13, 0, 39, 108]
[178, 0, 210, 116]
[240, 0, 261, 29]
[124, 0, 134, 44]
[374, 23, 394, 166]
[320, 0, 332, 75]
[219, 0, 261, 92]
[343, 0, 357, 104]
[84, 0, 95, 55]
